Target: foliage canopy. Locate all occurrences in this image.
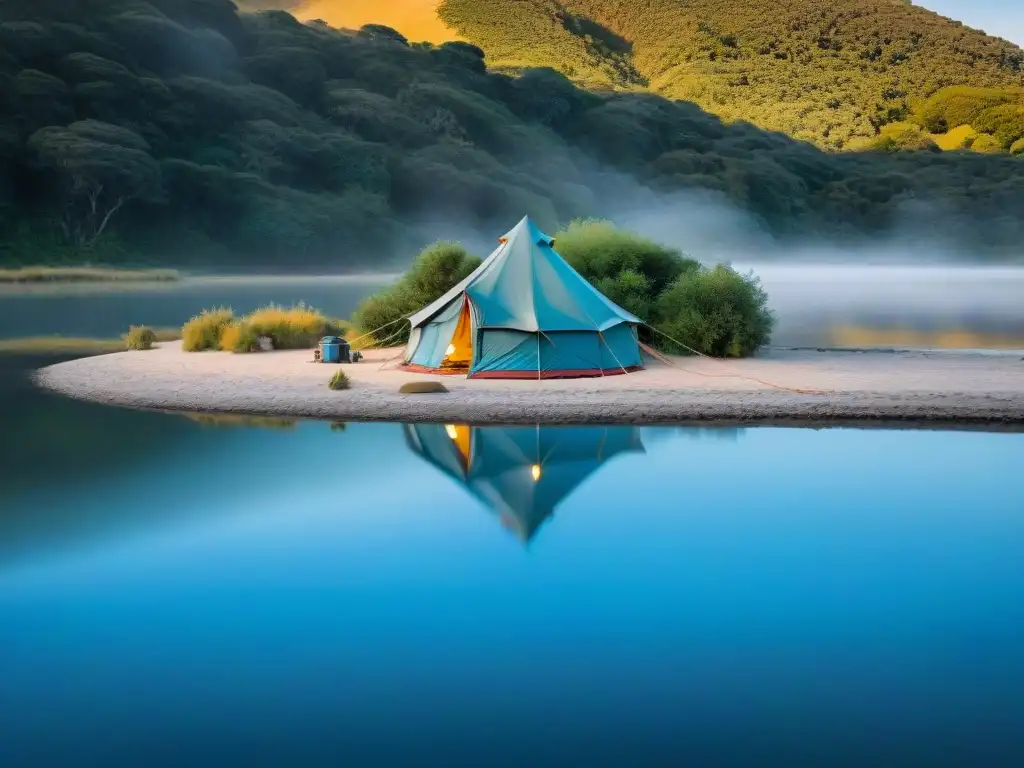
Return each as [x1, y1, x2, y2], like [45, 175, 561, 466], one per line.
[1, 0, 1023, 268]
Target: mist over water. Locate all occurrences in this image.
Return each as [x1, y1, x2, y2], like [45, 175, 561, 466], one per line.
[398, 169, 1024, 350]
[607, 188, 1024, 347]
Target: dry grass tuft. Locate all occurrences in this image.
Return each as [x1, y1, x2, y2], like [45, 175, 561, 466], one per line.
[124, 325, 157, 350]
[183, 303, 350, 353]
[241, 303, 347, 350]
[219, 321, 259, 353]
[182, 307, 235, 351]
[328, 369, 351, 390]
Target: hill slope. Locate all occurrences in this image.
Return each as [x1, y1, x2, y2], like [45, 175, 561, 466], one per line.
[240, 1, 1024, 149]
[1, 0, 1023, 269]
[437, 0, 1024, 148]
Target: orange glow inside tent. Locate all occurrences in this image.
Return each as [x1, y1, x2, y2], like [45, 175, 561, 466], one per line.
[440, 300, 473, 370]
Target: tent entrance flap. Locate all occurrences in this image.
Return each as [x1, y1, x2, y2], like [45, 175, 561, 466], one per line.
[441, 300, 473, 371]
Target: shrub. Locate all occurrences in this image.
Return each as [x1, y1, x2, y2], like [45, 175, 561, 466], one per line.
[328, 369, 350, 390]
[241, 303, 346, 349]
[971, 133, 1005, 154]
[354, 241, 480, 345]
[914, 87, 1018, 134]
[182, 307, 235, 351]
[549, 220, 778, 356]
[968, 103, 1024, 149]
[862, 122, 939, 153]
[1011, 138, 1024, 156]
[219, 321, 259, 353]
[123, 325, 156, 350]
[554, 219, 698, 319]
[651, 265, 775, 358]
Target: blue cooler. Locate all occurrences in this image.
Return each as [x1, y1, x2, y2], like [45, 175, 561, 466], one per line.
[320, 336, 342, 363]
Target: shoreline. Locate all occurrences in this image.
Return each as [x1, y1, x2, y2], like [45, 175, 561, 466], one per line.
[0, 266, 180, 284]
[32, 343, 1024, 430]
[0, 271, 399, 297]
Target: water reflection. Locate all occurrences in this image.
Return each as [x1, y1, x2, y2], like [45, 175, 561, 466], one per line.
[3, 414, 1024, 765]
[404, 424, 646, 543]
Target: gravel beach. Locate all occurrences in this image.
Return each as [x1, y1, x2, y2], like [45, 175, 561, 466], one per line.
[32, 342, 1024, 429]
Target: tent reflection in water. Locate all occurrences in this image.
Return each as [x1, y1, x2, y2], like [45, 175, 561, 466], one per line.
[401, 215, 644, 378]
[403, 424, 646, 543]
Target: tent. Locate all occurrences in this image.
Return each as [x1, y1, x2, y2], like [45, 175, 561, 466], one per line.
[402, 216, 644, 379]
[403, 423, 646, 544]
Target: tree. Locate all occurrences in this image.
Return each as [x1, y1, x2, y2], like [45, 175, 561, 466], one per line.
[28, 121, 162, 248]
[3, 0, 1024, 268]
[653, 265, 775, 358]
[354, 241, 481, 343]
[555, 219, 696, 299]
[357, 24, 409, 46]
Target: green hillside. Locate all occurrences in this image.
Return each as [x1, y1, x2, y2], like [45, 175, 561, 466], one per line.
[1, 0, 1023, 269]
[438, 0, 1024, 149]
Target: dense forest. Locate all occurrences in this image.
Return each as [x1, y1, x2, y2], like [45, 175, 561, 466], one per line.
[437, 0, 1024, 150]
[1, 0, 1023, 269]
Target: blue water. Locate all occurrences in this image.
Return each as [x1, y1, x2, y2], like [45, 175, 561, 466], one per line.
[1, 413, 1022, 766]
[0, 276, 388, 338]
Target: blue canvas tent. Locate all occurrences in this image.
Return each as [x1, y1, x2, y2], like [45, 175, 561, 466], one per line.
[402, 216, 644, 378]
[403, 424, 647, 543]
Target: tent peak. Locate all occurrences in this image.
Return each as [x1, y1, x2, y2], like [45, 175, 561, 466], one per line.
[501, 215, 553, 247]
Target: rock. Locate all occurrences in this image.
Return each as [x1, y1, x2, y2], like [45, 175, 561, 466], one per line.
[399, 381, 448, 394]
[258, 336, 274, 352]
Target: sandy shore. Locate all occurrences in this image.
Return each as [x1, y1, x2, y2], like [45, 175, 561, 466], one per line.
[31, 342, 1024, 429]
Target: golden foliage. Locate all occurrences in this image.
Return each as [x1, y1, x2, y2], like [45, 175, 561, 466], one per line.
[437, 0, 1024, 148]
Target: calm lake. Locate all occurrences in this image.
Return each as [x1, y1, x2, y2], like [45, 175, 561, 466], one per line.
[2, 270, 1023, 765]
